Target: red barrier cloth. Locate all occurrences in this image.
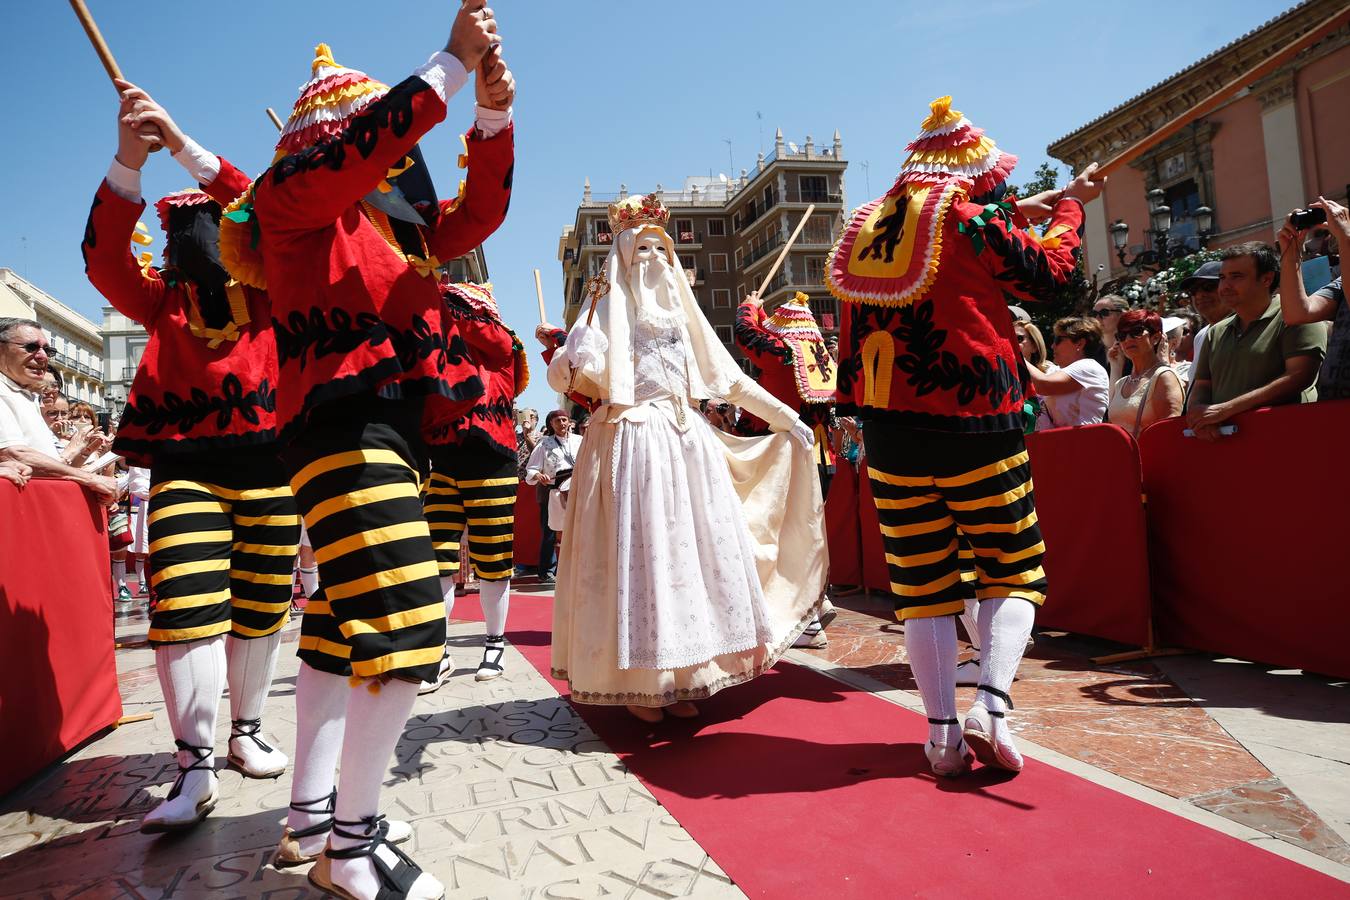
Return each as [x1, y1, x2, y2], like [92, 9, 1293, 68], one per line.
[0, 481, 122, 797]
[512, 482, 541, 569]
[1025, 425, 1152, 647]
[857, 460, 891, 593]
[824, 463, 862, 587]
[1140, 404, 1350, 678]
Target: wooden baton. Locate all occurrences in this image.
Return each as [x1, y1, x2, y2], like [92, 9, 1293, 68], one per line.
[754, 203, 816, 303]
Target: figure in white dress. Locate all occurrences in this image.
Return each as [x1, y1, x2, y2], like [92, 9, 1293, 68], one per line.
[546, 193, 828, 723]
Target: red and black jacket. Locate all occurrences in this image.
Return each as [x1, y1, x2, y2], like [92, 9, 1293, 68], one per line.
[82, 160, 279, 468]
[836, 197, 1084, 433]
[733, 302, 834, 442]
[252, 74, 514, 440]
[424, 285, 524, 458]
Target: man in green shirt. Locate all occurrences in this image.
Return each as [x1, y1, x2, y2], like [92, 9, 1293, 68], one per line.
[1187, 242, 1327, 441]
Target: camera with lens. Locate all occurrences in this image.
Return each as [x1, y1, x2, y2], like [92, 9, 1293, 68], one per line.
[1289, 207, 1328, 229]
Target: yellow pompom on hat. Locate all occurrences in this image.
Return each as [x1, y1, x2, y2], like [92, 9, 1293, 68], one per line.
[275, 43, 389, 157]
[894, 96, 1017, 195]
[763, 292, 824, 343]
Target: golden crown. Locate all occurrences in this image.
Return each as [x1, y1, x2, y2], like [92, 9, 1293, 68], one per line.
[607, 193, 670, 234]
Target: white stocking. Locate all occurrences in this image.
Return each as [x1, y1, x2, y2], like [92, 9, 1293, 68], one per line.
[479, 578, 510, 637]
[298, 566, 320, 599]
[331, 679, 421, 898]
[111, 557, 127, 591]
[960, 599, 980, 653]
[155, 635, 226, 765]
[287, 663, 348, 855]
[439, 575, 456, 620]
[904, 615, 960, 747]
[135, 557, 147, 589]
[226, 632, 282, 722]
[976, 597, 1036, 714]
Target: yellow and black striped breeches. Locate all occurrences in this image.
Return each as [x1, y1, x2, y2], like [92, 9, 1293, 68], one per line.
[863, 425, 1047, 621]
[423, 447, 517, 581]
[146, 457, 300, 645]
[279, 398, 446, 683]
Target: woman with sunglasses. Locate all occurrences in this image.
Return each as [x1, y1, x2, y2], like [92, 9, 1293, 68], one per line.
[1105, 310, 1184, 438]
[1029, 317, 1109, 429]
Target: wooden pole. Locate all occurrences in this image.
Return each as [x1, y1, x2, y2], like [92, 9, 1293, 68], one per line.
[754, 203, 816, 302]
[68, 0, 124, 86]
[1096, 2, 1350, 178]
[534, 269, 547, 323]
[266, 107, 285, 132]
[565, 275, 607, 396]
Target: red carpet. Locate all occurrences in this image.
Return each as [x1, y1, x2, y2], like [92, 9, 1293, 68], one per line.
[454, 592, 1349, 899]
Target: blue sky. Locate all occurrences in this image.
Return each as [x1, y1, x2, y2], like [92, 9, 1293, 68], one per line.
[1, 0, 1285, 415]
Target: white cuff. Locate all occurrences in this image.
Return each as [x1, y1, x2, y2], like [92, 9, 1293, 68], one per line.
[474, 105, 512, 139]
[105, 158, 143, 203]
[171, 137, 220, 186]
[414, 50, 470, 106]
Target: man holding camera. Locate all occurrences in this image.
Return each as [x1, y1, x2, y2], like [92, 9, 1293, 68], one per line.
[1278, 196, 1348, 401]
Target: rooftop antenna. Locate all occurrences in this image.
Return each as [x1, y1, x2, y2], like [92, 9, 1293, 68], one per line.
[861, 160, 871, 196]
[788, 141, 799, 155]
[723, 139, 733, 175]
[756, 111, 764, 156]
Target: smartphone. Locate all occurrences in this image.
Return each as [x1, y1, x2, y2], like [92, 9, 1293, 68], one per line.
[1290, 207, 1328, 229]
[97, 411, 112, 432]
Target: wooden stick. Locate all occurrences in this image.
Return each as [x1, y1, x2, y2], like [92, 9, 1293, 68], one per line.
[68, 0, 123, 86]
[534, 268, 547, 323]
[115, 713, 154, 727]
[1097, 2, 1350, 178]
[754, 204, 816, 302]
[565, 275, 607, 396]
[266, 107, 285, 132]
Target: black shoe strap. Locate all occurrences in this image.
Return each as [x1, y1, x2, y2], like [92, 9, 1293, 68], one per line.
[230, 718, 277, 753]
[976, 683, 1014, 710]
[927, 717, 958, 725]
[166, 740, 213, 800]
[326, 815, 422, 894]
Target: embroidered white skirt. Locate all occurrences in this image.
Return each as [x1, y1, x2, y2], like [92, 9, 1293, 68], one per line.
[551, 403, 826, 707]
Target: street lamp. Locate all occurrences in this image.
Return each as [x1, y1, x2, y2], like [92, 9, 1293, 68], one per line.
[1113, 191, 1215, 270]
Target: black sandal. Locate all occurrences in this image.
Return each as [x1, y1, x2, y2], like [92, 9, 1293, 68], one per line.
[475, 636, 505, 681]
[310, 815, 440, 899]
[228, 717, 285, 777]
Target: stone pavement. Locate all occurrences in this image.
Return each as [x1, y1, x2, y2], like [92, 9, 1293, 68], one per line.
[1, 586, 1347, 897]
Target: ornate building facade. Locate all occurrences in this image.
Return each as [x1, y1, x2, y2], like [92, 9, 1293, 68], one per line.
[1048, 0, 1350, 280]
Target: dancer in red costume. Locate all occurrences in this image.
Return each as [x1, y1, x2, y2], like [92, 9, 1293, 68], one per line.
[213, 7, 513, 896]
[733, 291, 839, 647]
[827, 97, 1102, 777]
[85, 85, 300, 833]
[420, 281, 529, 692]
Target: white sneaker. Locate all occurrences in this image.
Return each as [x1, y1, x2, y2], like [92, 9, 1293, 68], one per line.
[228, 719, 288, 778]
[141, 744, 218, 833]
[475, 637, 506, 682]
[418, 646, 453, 695]
[963, 702, 1024, 773]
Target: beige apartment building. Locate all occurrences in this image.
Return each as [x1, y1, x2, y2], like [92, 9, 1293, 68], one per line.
[0, 268, 106, 409]
[557, 130, 847, 366]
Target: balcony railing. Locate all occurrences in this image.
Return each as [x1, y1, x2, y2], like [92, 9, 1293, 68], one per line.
[744, 237, 784, 267]
[122, 366, 138, 381]
[676, 231, 703, 245]
[791, 189, 843, 204]
[735, 190, 779, 231]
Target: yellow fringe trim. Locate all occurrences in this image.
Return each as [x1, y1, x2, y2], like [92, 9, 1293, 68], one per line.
[219, 182, 267, 290]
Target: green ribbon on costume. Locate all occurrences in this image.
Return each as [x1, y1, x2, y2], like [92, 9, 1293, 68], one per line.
[956, 200, 1018, 257]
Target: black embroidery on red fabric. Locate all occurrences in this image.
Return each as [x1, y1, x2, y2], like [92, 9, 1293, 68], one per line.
[841, 301, 1020, 410]
[734, 304, 791, 364]
[979, 216, 1085, 304]
[82, 194, 102, 256]
[271, 77, 428, 187]
[273, 307, 469, 374]
[120, 374, 275, 436]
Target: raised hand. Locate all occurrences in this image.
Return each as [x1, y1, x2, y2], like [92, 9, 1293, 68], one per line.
[447, 1, 498, 72]
[474, 44, 515, 111]
[1063, 162, 1106, 206]
[115, 79, 188, 155]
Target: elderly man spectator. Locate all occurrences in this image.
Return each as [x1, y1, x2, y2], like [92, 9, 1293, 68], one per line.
[1186, 243, 1327, 440]
[1278, 197, 1349, 402]
[0, 317, 117, 500]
